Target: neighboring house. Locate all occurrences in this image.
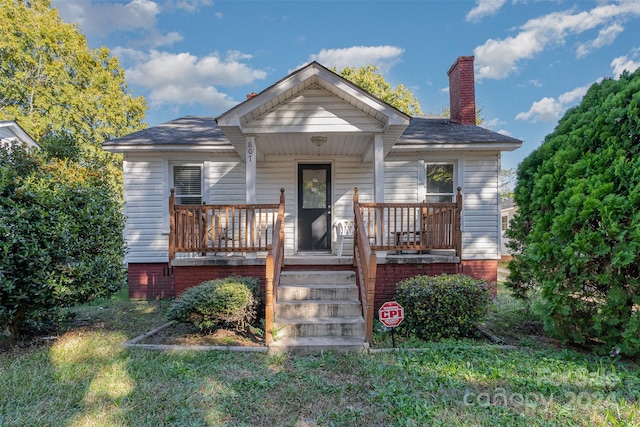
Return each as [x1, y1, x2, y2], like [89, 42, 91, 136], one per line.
[501, 197, 518, 259]
[0, 120, 38, 150]
[103, 56, 521, 349]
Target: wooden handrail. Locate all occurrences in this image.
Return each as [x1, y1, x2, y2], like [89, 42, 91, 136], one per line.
[265, 188, 285, 345]
[168, 191, 280, 260]
[357, 187, 463, 257]
[353, 187, 377, 343]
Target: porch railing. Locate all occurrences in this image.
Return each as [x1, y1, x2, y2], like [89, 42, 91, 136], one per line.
[168, 189, 281, 260]
[265, 189, 285, 345]
[353, 188, 377, 343]
[356, 187, 463, 257]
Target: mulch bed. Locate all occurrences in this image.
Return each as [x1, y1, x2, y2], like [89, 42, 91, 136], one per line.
[139, 322, 265, 347]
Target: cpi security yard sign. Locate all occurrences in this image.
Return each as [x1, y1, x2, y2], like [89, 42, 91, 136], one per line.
[378, 301, 404, 328]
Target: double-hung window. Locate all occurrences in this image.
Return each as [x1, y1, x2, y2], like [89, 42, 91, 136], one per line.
[425, 163, 455, 203]
[173, 164, 203, 204]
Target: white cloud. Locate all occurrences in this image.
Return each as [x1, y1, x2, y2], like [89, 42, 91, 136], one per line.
[474, 1, 640, 80]
[466, 0, 507, 23]
[611, 52, 640, 77]
[296, 45, 404, 74]
[124, 50, 268, 110]
[577, 23, 625, 57]
[484, 117, 506, 129]
[516, 83, 592, 122]
[497, 129, 513, 137]
[54, 0, 160, 37]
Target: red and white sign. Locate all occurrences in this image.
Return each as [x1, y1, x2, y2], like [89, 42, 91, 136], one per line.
[378, 301, 404, 328]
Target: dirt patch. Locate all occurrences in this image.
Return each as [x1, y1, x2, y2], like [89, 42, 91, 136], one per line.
[139, 322, 265, 347]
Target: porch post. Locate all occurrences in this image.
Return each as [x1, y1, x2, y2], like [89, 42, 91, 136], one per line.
[246, 136, 257, 203]
[246, 136, 257, 259]
[373, 134, 386, 258]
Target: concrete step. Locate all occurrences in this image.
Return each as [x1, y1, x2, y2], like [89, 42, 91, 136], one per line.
[269, 336, 369, 355]
[273, 316, 365, 338]
[275, 300, 362, 318]
[280, 270, 356, 286]
[277, 283, 359, 301]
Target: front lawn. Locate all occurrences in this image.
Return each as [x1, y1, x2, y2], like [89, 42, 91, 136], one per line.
[0, 288, 638, 427]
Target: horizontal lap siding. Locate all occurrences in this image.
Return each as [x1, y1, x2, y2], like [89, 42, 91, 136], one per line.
[333, 159, 373, 254]
[384, 157, 419, 203]
[124, 158, 166, 263]
[257, 160, 295, 254]
[462, 154, 500, 260]
[209, 157, 245, 203]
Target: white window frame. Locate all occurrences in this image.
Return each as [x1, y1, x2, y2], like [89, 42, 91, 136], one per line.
[425, 161, 456, 203]
[171, 163, 204, 205]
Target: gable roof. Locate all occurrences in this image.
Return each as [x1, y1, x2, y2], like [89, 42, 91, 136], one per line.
[102, 61, 522, 155]
[0, 120, 38, 149]
[216, 61, 411, 160]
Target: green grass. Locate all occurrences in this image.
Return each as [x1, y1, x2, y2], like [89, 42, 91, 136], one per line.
[1, 288, 638, 427]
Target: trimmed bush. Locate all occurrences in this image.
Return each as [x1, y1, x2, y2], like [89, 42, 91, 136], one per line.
[167, 276, 260, 332]
[395, 274, 490, 340]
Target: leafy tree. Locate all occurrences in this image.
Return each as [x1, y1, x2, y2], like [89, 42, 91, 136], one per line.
[0, 0, 146, 183]
[506, 70, 640, 357]
[0, 141, 126, 339]
[437, 106, 484, 125]
[337, 65, 423, 116]
[500, 168, 516, 200]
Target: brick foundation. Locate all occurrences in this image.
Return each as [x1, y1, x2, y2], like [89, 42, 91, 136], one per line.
[127, 263, 175, 299]
[462, 259, 498, 297]
[127, 259, 498, 301]
[373, 263, 460, 309]
[173, 265, 267, 296]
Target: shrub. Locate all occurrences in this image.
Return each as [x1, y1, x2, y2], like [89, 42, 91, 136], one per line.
[167, 276, 259, 332]
[395, 274, 490, 340]
[506, 69, 640, 357]
[1, 141, 126, 340]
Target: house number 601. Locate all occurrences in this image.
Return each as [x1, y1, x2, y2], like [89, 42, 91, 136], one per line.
[248, 141, 253, 162]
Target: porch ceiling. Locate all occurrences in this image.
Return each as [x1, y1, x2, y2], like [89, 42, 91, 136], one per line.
[253, 133, 375, 158]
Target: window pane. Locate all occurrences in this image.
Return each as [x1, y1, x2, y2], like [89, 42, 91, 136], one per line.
[426, 164, 454, 194]
[302, 169, 327, 209]
[174, 165, 202, 204]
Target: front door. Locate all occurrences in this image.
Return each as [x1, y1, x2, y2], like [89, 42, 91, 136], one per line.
[298, 164, 331, 251]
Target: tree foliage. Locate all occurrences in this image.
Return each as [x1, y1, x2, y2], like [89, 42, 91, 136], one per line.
[337, 65, 423, 116]
[506, 70, 640, 357]
[0, 0, 146, 177]
[1, 141, 126, 339]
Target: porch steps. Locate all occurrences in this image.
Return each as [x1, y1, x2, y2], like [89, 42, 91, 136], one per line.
[270, 270, 368, 354]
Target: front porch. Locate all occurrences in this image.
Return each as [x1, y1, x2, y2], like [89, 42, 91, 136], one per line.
[168, 187, 464, 348]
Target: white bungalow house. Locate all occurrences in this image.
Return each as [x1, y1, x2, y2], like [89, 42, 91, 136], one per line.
[103, 56, 521, 351]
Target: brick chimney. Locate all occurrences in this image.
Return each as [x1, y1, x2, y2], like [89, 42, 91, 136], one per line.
[447, 56, 476, 125]
[246, 92, 257, 100]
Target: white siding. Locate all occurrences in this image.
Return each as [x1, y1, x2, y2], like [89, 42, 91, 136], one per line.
[333, 158, 373, 254]
[243, 87, 384, 134]
[256, 156, 373, 255]
[384, 156, 420, 203]
[123, 156, 167, 263]
[208, 156, 245, 204]
[462, 153, 500, 260]
[122, 150, 501, 261]
[257, 159, 296, 254]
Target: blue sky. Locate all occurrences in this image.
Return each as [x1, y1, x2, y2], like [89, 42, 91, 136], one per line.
[53, 0, 640, 170]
